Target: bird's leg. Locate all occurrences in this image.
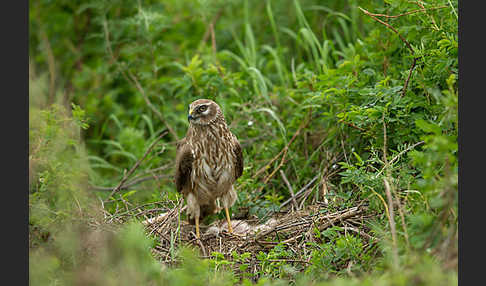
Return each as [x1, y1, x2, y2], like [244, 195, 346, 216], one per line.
[224, 206, 233, 234]
[195, 214, 200, 238]
[220, 185, 238, 235]
[186, 193, 201, 238]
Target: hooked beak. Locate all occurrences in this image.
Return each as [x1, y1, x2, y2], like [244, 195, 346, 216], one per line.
[188, 108, 194, 122]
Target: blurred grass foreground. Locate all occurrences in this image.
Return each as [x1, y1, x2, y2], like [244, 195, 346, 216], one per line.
[29, 0, 457, 285]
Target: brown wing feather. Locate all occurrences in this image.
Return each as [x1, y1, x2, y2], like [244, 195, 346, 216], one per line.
[175, 138, 193, 196]
[233, 138, 244, 179]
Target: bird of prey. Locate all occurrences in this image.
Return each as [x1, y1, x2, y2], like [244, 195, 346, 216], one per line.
[175, 99, 243, 238]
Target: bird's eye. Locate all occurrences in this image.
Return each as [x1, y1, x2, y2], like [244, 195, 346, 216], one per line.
[198, 105, 207, 112]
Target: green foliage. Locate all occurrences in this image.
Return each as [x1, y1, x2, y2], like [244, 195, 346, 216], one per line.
[165, 248, 234, 286]
[29, 0, 457, 284]
[295, 254, 457, 286]
[256, 244, 297, 279]
[306, 231, 367, 278]
[71, 103, 90, 130]
[30, 221, 166, 285]
[29, 74, 93, 245]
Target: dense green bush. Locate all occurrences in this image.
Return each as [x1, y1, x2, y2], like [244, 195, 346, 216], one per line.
[29, 0, 457, 284]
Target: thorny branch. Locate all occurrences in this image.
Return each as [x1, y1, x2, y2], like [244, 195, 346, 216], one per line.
[359, 7, 414, 52]
[340, 120, 366, 132]
[358, 6, 424, 97]
[361, 5, 448, 19]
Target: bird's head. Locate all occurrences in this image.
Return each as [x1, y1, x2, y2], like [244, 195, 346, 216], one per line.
[187, 99, 222, 125]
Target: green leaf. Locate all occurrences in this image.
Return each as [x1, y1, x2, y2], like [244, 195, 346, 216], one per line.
[415, 119, 441, 135]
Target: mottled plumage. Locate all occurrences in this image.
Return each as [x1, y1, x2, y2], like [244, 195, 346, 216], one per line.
[175, 99, 243, 237]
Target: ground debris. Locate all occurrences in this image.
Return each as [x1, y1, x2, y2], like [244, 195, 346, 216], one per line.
[141, 200, 375, 265]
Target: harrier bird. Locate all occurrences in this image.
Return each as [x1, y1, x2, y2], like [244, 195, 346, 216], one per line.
[175, 99, 243, 238]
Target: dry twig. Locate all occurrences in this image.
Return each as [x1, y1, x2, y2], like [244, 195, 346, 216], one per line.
[280, 206, 364, 244]
[209, 22, 224, 78]
[383, 178, 399, 268]
[142, 200, 374, 277]
[279, 175, 319, 210]
[103, 18, 178, 139]
[90, 174, 170, 191]
[253, 118, 309, 179]
[106, 130, 168, 201]
[198, 9, 224, 50]
[127, 70, 178, 139]
[280, 170, 298, 210]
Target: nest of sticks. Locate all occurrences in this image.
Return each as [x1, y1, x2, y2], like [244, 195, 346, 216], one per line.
[137, 199, 376, 267]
